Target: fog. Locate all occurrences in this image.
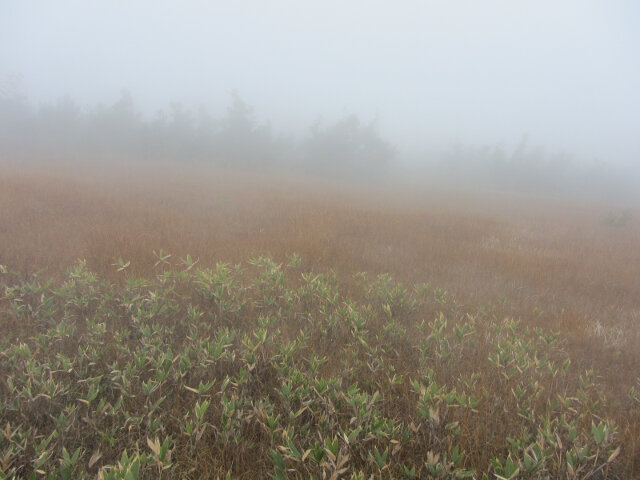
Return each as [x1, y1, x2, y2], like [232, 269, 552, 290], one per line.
[1, 1, 639, 200]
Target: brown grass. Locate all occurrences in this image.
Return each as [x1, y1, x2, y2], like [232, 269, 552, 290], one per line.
[1, 160, 640, 475]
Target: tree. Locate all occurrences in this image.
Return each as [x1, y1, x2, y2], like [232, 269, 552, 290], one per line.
[217, 91, 273, 165]
[304, 114, 393, 177]
[0, 74, 32, 156]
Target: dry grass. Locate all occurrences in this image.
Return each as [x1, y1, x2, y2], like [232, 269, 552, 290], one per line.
[2, 162, 638, 330]
[1, 160, 639, 477]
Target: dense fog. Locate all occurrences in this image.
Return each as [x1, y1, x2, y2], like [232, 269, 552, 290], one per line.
[1, 1, 639, 201]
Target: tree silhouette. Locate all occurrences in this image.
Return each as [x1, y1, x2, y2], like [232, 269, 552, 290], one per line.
[305, 114, 393, 176]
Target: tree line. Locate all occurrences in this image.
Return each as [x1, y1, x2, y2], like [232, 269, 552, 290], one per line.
[1, 78, 637, 202]
[0, 87, 394, 178]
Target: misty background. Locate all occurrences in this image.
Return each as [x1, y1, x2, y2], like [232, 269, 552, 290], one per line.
[1, 1, 639, 201]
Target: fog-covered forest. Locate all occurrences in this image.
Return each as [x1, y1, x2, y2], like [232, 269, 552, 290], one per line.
[1, 82, 637, 203]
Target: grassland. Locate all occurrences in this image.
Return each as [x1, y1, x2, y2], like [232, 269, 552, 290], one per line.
[0, 162, 639, 478]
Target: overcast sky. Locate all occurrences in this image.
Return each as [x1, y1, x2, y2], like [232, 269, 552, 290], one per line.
[1, 1, 639, 163]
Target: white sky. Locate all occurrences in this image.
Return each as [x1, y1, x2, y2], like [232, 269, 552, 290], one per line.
[1, 0, 639, 163]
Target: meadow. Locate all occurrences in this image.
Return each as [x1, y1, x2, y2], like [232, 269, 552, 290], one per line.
[0, 161, 639, 478]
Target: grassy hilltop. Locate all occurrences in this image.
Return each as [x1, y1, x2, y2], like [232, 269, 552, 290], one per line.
[0, 165, 639, 478]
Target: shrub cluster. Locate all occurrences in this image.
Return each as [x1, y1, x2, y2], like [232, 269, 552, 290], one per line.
[0, 255, 626, 478]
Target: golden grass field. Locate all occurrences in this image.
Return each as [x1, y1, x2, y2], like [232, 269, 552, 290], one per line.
[1, 160, 639, 478]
